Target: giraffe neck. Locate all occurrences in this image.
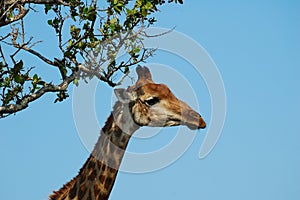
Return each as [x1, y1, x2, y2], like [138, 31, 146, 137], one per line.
[49, 102, 139, 200]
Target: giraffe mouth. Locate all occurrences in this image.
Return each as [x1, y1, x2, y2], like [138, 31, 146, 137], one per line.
[167, 117, 206, 130]
[185, 120, 206, 130]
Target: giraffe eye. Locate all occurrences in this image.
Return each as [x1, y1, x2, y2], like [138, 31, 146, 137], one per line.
[145, 97, 160, 106]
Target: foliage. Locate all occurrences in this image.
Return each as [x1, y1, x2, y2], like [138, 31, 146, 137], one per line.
[0, 0, 183, 118]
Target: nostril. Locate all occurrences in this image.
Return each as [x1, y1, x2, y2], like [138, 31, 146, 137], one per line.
[189, 110, 200, 119]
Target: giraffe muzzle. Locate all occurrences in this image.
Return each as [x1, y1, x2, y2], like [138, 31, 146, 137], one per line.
[182, 109, 206, 130]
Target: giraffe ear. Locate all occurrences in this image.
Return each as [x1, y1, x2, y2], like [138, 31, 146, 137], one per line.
[114, 88, 134, 103]
[136, 65, 153, 83]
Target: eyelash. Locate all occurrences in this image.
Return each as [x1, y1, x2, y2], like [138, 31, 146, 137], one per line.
[145, 97, 160, 106]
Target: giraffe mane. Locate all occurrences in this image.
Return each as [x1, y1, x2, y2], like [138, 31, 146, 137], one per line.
[49, 112, 116, 200]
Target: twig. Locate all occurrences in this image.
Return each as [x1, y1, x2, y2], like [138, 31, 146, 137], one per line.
[77, 64, 117, 87]
[21, 19, 25, 44]
[0, 33, 11, 42]
[141, 26, 176, 38]
[0, 45, 7, 66]
[115, 71, 132, 86]
[10, 34, 57, 67]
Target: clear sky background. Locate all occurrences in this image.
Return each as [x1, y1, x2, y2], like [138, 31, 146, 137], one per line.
[1, 1, 300, 200]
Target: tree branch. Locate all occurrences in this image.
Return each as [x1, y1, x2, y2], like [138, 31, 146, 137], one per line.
[0, 5, 29, 27]
[4, 0, 70, 6]
[0, 72, 75, 117]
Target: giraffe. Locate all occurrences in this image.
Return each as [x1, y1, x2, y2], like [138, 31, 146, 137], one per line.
[49, 66, 206, 200]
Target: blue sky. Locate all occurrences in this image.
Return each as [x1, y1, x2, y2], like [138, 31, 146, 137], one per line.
[1, 1, 300, 200]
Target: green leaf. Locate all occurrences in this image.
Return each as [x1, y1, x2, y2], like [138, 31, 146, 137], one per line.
[144, 2, 153, 10]
[4, 77, 11, 87]
[113, 3, 123, 14]
[83, 22, 90, 30]
[7, 11, 13, 20]
[70, 25, 76, 32]
[3, 90, 13, 105]
[70, 25, 81, 39]
[83, 7, 88, 15]
[54, 91, 69, 103]
[12, 60, 23, 75]
[53, 18, 59, 25]
[47, 20, 53, 26]
[68, 39, 73, 46]
[73, 78, 79, 87]
[141, 8, 147, 17]
[110, 18, 117, 24]
[15, 60, 23, 69]
[0, 61, 4, 70]
[86, 10, 96, 21]
[78, 41, 86, 50]
[14, 75, 25, 84]
[124, 66, 129, 73]
[110, 23, 115, 32]
[44, 4, 52, 14]
[133, 48, 140, 54]
[33, 74, 39, 83]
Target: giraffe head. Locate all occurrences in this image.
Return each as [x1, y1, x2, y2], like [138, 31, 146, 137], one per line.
[114, 66, 206, 130]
